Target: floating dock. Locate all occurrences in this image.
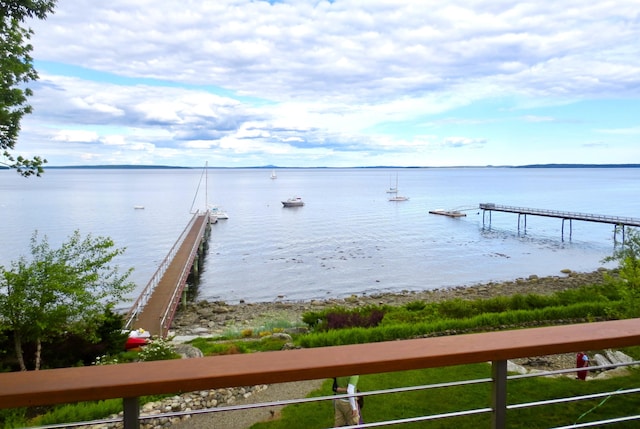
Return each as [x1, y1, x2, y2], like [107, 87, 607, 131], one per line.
[429, 209, 467, 218]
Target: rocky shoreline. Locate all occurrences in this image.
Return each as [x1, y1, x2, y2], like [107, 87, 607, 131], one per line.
[169, 268, 614, 341]
[92, 268, 617, 429]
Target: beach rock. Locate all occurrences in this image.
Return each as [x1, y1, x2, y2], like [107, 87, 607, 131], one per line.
[593, 353, 611, 369]
[605, 349, 635, 366]
[267, 332, 293, 341]
[174, 344, 204, 359]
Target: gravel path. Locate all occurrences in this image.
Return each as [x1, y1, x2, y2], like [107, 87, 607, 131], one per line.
[170, 380, 324, 429]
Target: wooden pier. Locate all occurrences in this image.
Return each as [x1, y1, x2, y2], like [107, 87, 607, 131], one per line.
[125, 211, 211, 337]
[479, 203, 640, 241]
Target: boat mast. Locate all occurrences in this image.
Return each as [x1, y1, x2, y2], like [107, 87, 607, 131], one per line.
[205, 161, 208, 211]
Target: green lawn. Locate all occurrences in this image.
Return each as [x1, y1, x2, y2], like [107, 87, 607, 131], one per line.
[252, 359, 640, 429]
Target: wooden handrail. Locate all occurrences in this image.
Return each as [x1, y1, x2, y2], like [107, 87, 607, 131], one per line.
[2, 318, 640, 410]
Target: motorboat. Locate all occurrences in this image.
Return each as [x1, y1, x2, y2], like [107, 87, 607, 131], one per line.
[282, 197, 304, 207]
[209, 205, 229, 219]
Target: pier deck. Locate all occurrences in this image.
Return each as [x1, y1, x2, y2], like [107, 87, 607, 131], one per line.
[479, 203, 640, 241]
[126, 212, 210, 337]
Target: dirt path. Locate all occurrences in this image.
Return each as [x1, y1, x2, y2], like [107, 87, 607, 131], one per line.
[170, 379, 324, 429]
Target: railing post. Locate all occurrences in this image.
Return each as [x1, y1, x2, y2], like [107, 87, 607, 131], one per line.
[123, 397, 140, 429]
[491, 360, 507, 429]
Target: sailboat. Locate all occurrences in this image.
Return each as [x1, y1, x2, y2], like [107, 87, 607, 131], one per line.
[388, 174, 409, 201]
[270, 169, 277, 179]
[385, 175, 397, 193]
[190, 162, 226, 223]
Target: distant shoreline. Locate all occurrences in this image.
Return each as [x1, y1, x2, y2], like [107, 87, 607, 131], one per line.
[11, 163, 640, 170]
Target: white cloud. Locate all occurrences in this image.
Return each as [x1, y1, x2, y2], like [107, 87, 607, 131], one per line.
[52, 130, 99, 142]
[15, 0, 640, 167]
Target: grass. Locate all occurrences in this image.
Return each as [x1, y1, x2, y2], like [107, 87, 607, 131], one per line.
[251, 357, 640, 429]
[3, 281, 637, 428]
[189, 335, 290, 355]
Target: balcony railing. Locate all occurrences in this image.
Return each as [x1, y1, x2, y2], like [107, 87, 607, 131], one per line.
[1, 318, 640, 428]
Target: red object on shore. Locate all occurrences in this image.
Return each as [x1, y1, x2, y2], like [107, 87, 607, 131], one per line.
[125, 337, 148, 351]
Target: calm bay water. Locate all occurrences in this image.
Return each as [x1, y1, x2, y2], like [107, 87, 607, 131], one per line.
[1, 167, 639, 308]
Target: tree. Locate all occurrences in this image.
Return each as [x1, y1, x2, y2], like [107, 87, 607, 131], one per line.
[1, 0, 57, 177]
[603, 227, 640, 318]
[0, 230, 135, 370]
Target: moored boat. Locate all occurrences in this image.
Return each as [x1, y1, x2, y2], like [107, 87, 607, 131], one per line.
[282, 197, 304, 207]
[209, 205, 229, 219]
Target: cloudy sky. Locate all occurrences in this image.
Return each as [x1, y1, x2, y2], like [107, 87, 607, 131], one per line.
[16, 0, 640, 167]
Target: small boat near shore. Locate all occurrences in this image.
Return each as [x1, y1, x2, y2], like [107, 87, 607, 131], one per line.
[282, 197, 304, 207]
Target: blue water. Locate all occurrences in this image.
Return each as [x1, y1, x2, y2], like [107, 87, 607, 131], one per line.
[1, 167, 639, 308]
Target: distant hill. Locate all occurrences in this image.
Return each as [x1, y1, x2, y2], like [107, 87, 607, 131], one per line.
[515, 164, 640, 168]
[45, 165, 190, 169]
[16, 163, 640, 170]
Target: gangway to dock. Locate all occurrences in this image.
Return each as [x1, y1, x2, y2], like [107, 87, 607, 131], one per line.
[125, 211, 211, 337]
[479, 203, 640, 242]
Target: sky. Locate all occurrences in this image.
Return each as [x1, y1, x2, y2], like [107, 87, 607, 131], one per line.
[13, 0, 640, 167]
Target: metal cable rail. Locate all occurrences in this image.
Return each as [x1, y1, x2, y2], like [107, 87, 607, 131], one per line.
[24, 359, 640, 429]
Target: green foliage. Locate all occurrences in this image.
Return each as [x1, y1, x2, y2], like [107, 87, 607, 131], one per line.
[253, 365, 640, 429]
[297, 301, 619, 348]
[0, 306, 129, 371]
[188, 335, 289, 356]
[28, 400, 122, 427]
[0, 407, 27, 429]
[301, 305, 389, 332]
[1, 0, 56, 177]
[404, 300, 427, 311]
[602, 228, 640, 317]
[0, 230, 135, 370]
[137, 338, 181, 362]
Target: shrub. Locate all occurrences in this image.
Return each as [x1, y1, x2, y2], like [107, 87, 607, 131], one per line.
[137, 338, 180, 362]
[302, 305, 388, 332]
[326, 309, 384, 330]
[404, 301, 426, 311]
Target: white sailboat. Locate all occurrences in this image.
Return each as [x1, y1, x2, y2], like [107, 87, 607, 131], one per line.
[270, 170, 277, 179]
[388, 174, 409, 201]
[385, 175, 397, 193]
[190, 162, 227, 222]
